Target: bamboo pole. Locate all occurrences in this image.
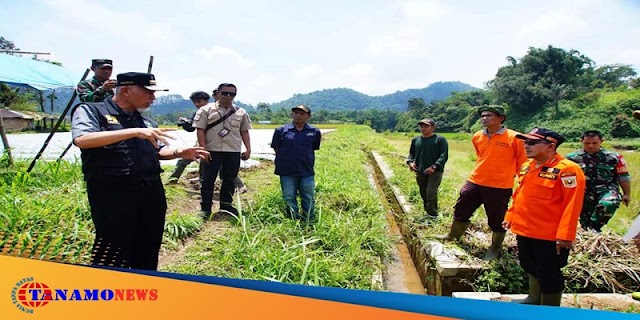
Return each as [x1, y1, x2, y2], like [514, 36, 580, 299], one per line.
[27, 68, 90, 172]
[147, 56, 154, 73]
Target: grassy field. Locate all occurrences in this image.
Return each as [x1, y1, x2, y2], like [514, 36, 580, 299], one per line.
[0, 159, 206, 262]
[160, 125, 395, 288]
[2, 125, 639, 294]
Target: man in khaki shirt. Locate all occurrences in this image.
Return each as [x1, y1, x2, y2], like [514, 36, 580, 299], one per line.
[193, 83, 252, 218]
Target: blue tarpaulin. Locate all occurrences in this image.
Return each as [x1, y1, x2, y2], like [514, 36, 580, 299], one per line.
[0, 53, 79, 90]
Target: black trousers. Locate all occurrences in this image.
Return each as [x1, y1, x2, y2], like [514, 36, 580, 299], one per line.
[200, 151, 241, 212]
[517, 235, 570, 293]
[86, 178, 167, 270]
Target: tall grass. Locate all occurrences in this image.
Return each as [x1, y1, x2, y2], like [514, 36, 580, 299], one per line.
[0, 160, 204, 263]
[0, 161, 93, 263]
[162, 125, 394, 289]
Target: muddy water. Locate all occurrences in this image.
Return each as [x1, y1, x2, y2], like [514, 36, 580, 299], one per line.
[366, 162, 425, 294]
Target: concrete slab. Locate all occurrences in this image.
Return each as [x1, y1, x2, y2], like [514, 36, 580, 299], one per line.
[452, 292, 502, 300]
[455, 292, 640, 311]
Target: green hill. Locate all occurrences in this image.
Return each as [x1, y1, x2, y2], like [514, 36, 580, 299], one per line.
[268, 81, 478, 111]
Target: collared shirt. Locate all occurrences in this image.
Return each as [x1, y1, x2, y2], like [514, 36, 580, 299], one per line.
[271, 123, 321, 176]
[566, 148, 630, 191]
[504, 153, 586, 241]
[76, 76, 114, 102]
[71, 96, 163, 181]
[193, 102, 252, 152]
[467, 127, 527, 189]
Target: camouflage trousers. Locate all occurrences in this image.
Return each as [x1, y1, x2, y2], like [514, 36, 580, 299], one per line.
[580, 188, 621, 232]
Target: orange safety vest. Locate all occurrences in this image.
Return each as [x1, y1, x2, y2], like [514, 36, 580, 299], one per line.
[467, 128, 527, 189]
[504, 153, 586, 241]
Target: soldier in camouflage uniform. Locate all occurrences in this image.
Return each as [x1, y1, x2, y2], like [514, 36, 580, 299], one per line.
[76, 59, 116, 102]
[566, 130, 631, 232]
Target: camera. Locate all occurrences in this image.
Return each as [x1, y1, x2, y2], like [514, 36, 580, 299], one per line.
[176, 117, 191, 127]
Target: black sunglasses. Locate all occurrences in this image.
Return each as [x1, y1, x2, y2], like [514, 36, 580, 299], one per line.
[524, 139, 552, 146]
[220, 91, 236, 97]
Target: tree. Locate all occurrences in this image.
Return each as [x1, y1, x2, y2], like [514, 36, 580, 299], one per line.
[256, 102, 272, 120]
[0, 83, 21, 106]
[488, 45, 594, 116]
[590, 64, 637, 88]
[407, 98, 428, 119]
[611, 114, 636, 138]
[0, 36, 20, 55]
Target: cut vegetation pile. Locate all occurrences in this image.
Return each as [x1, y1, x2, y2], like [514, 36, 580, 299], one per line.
[567, 231, 640, 293]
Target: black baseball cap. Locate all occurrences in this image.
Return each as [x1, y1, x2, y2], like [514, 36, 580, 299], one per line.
[291, 105, 311, 114]
[516, 128, 565, 146]
[91, 59, 113, 68]
[116, 72, 168, 91]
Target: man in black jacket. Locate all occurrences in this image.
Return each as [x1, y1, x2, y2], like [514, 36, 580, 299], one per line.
[71, 72, 209, 270]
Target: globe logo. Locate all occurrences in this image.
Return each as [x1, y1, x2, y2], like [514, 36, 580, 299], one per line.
[17, 281, 52, 308]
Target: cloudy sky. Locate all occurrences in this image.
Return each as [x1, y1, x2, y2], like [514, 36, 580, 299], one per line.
[1, 0, 639, 105]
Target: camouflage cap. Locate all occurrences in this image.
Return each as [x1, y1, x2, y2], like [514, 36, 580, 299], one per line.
[116, 72, 168, 91]
[91, 59, 113, 68]
[477, 105, 506, 117]
[291, 105, 311, 114]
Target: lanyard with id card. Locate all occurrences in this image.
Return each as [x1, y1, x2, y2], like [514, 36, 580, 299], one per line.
[206, 107, 238, 134]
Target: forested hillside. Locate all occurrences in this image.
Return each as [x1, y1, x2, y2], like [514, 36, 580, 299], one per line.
[2, 45, 639, 140]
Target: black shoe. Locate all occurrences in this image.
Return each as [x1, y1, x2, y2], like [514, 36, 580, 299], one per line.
[219, 205, 238, 216]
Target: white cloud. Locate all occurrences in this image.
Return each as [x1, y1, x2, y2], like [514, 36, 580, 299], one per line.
[293, 64, 324, 78]
[2, 0, 639, 105]
[400, 0, 450, 18]
[196, 46, 256, 68]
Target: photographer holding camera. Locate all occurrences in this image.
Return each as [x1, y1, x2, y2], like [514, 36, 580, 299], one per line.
[167, 91, 211, 183]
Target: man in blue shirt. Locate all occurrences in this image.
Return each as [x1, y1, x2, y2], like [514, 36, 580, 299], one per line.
[271, 105, 322, 224]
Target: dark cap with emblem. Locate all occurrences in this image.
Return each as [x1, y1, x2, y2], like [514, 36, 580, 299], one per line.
[477, 105, 506, 117]
[516, 128, 565, 146]
[91, 59, 113, 68]
[417, 118, 436, 126]
[291, 105, 311, 114]
[116, 72, 169, 91]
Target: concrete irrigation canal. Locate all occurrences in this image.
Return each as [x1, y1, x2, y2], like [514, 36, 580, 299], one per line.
[368, 150, 640, 311]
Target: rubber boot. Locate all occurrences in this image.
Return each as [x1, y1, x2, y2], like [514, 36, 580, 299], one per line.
[541, 292, 563, 306]
[512, 274, 541, 305]
[483, 232, 506, 260]
[434, 220, 471, 241]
